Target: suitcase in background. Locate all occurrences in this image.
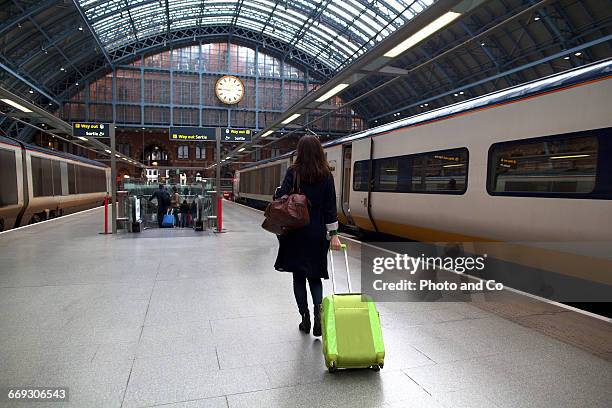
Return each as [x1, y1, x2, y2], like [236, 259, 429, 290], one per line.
[321, 244, 385, 372]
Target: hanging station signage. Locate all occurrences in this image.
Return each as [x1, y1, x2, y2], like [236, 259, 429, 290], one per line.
[222, 128, 252, 142]
[168, 126, 254, 142]
[169, 126, 216, 142]
[72, 122, 109, 138]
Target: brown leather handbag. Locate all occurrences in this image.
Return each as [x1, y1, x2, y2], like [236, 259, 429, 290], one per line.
[262, 172, 310, 235]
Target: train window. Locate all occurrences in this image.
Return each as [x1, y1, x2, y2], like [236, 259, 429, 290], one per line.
[488, 132, 602, 198]
[374, 158, 399, 191]
[31, 157, 54, 197]
[52, 161, 61, 195]
[76, 166, 85, 193]
[0, 149, 18, 206]
[68, 164, 77, 194]
[353, 160, 369, 191]
[411, 150, 468, 193]
[356, 148, 468, 194]
[75, 165, 106, 194]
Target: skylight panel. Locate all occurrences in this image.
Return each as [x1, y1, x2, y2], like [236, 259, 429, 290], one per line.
[77, 0, 435, 70]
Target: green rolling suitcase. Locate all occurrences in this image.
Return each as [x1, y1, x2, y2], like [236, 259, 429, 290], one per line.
[321, 244, 385, 373]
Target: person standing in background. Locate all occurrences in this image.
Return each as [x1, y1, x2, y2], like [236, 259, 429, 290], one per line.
[179, 199, 190, 228]
[149, 184, 170, 228]
[170, 186, 181, 227]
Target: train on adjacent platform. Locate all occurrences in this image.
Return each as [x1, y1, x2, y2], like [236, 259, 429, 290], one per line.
[234, 60, 612, 304]
[0, 136, 110, 231]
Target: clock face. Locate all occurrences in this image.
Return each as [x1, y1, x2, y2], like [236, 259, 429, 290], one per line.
[215, 75, 245, 105]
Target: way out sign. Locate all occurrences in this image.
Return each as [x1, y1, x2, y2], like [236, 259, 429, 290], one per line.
[169, 126, 216, 142]
[223, 128, 252, 142]
[73, 122, 109, 138]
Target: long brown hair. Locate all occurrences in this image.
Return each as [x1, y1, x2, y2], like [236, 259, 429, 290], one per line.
[292, 135, 330, 183]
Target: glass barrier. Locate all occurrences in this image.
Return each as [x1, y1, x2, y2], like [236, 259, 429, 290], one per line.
[120, 182, 218, 230]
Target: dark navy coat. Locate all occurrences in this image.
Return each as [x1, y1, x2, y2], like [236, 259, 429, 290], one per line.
[274, 167, 338, 279]
[149, 188, 170, 213]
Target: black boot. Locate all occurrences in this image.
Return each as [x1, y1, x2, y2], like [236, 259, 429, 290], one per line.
[298, 311, 311, 333]
[312, 305, 322, 337]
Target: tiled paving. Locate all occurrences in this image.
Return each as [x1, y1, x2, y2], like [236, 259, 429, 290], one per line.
[0, 202, 610, 407]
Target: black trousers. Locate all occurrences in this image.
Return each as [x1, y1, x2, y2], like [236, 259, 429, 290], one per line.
[157, 207, 168, 227]
[293, 274, 323, 315]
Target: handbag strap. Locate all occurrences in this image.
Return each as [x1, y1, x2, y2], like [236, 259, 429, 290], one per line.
[292, 169, 302, 194]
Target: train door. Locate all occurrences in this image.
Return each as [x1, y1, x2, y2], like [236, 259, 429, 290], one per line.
[341, 145, 355, 226]
[349, 138, 376, 231]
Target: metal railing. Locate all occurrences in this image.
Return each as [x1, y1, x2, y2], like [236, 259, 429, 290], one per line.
[120, 182, 217, 231]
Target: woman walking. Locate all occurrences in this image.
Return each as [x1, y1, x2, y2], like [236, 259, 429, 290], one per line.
[274, 135, 342, 337]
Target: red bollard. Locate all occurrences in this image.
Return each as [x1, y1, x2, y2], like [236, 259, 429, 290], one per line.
[104, 195, 109, 234]
[217, 195, 222, 232]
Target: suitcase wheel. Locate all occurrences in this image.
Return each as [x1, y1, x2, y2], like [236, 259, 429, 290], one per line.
[370, 364, 381, 371]
[328, 361, 337, 373]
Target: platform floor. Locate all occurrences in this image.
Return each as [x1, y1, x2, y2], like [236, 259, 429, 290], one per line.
[0, 201, 611, 408]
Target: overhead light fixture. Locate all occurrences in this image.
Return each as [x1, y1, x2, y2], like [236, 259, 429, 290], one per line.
[28, 90, 34, 94]
[152, 161, 158, 166]
[260, 130, 274, 138]
[315, 83, 350, 102]
[384, 11, 461, 58]
[115, 154, 121, 158]
[225, 156, 231, 160]
[281, 113, 301, 124]
[563, 56, 570, 60]
[105, 149, 112, 153]
[550, 154, 590, 160]
[534, 16, 540, 21]
[123, 174, 130, 179]
[575, 52, 582, 56]
[238, 147, 245, 152]
[78, 136, 88, 141]
[443, 163, 464, 168]
[122, 158, 128, 161]
[60, 67, 65, 71]
[1, 98, 33, 113]
[78, 26, 83, 31]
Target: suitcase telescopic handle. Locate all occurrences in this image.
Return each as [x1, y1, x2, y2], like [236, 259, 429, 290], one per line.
[329, 243, 352, 294]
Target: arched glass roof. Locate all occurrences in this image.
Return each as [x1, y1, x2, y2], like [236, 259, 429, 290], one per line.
[77, 0, 435, 70]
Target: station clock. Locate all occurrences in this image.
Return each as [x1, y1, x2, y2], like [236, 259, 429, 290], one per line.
[215, 75, 245, 105]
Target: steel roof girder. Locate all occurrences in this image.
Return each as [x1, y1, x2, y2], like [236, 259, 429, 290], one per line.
[16, 25, 82, 71]
[10, 0, 84, 78]
[369, 34, 612, 122]
[0, 0, 60, 37]
[0, 59, 60, 105]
